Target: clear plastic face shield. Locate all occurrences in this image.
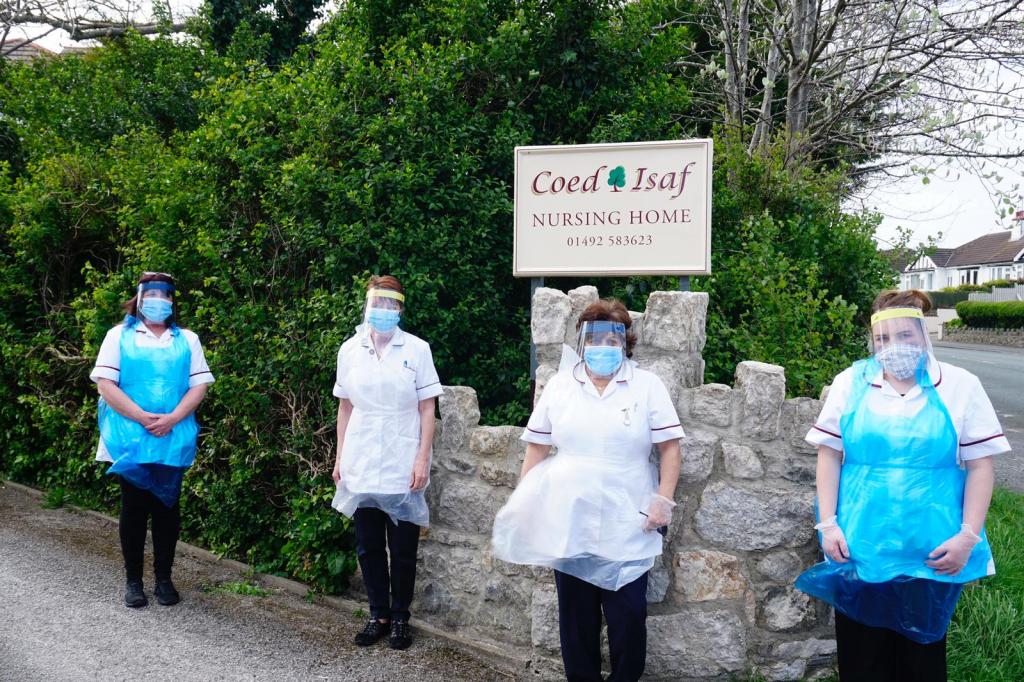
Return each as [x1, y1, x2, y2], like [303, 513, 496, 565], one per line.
[577, 320, 627, 378]
[136, 276, 175, 324]
[869, 308, 933, 381]
[362, 288, 405, 335]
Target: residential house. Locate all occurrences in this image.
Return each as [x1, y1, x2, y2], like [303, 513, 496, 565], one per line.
[900, 212, 1024, 290]
[1, 40, 55, 62]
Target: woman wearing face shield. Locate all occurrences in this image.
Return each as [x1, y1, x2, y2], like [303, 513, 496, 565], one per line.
[90, 272, 215, 608]
[330, 275, 443, 650]
[491, 298, 683, 682]
[796, 290, 1009, 681]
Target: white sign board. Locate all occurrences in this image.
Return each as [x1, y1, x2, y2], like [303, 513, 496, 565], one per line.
[513, 139, 712, 277]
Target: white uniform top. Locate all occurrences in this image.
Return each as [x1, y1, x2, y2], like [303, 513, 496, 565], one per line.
[806, 356, 1010, 461]
[89, 323, 215, 462]
[523, 360, 685, 449]
[334, 326, 443, 494]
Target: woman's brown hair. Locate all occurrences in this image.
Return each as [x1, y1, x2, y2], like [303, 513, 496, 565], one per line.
[576, 298, 637, 358]
[871, 289, 933, 315]
[121, 272, 176, 326]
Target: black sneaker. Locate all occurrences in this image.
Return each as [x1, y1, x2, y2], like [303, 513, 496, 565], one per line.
[125, 579, 148, 608]
[154, 578, 180, 606]
[353, 618, 391, 646]
[389, 619, 412, 650]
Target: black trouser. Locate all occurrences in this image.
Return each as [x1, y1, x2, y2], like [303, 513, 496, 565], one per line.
[835, 610, 947, 682]
[353, 507, 421, 621]
[554, 570, 648, 682]
[118, 477, 181, 582]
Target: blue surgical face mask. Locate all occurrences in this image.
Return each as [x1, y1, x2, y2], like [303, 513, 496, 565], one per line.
[583, 345, 623, 377]
[140, 298, 173, 323]
[367, 307, 401, 333]
[875, 343, 925, 380]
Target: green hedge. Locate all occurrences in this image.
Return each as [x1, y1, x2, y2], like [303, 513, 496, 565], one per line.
[955, 301, 1024, 329]
[928, 290, 971, 309]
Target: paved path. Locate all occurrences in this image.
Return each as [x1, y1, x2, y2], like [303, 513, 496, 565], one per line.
[0, 483, 513, 682]
[933, 342, 1024, 492]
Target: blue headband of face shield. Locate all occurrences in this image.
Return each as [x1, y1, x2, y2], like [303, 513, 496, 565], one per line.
[140, 281, 175, 294]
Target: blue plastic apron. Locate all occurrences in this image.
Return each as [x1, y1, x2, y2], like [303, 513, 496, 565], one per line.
[98, 321, 198, 507]
[796, 358, 993, 643]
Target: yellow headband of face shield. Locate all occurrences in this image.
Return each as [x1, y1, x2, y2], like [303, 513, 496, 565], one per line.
[367, 289, 405, 303]
[870, 308, 924, 325]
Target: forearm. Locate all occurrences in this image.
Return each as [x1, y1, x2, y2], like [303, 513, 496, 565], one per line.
[962, 457, 994, 535]
[656, 439, 681, 499]
[417, 398, 435, 459]
[96, 380, 145, 422]
[816, 445, 843, 520]
[520, 443, 551, 478]
[170, 384, 208, 422]
[336, 400, 353, 463]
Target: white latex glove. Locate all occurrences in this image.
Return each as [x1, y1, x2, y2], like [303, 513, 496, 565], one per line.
[926, 524, 982, 576]
[815, 516, 850, 563]
[641, 494, 676, 532]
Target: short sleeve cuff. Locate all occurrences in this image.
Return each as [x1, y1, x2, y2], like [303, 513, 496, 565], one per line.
[333, 383, 349, 399]
[416, 381, 443, 401]
[960, 435, 1010, 460]
[188, 371, 215, 388]
[522, 426, 553, 445]
[651, 424, 685, 443]
[90, 366, 120, 383]
[806, 425, 843, 452]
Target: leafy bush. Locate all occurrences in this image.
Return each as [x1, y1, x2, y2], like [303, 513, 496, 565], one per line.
[955, 301, 1024, 329]
[957, 283, 990, 293]
[928, 290, 971, 309]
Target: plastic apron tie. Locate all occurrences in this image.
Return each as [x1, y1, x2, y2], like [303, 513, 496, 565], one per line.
[98, 321, 198, 507]
[796, 358, 994, 643]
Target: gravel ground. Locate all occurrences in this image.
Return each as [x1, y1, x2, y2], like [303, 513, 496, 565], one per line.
[0, 483, 515, 682]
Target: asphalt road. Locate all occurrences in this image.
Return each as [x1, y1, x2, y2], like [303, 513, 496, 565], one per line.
[0, 483, 512, 682]
[933, 341, 1024, 492]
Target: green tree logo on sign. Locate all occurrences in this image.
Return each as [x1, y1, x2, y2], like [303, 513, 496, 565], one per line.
[607, 165, 626, 191]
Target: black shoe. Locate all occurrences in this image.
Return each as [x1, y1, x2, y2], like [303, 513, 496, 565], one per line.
[354, 618, 391, 646]
[154, 578, 180, 606]
[125, 579, 148, 608]
[389, 619, 412, 650]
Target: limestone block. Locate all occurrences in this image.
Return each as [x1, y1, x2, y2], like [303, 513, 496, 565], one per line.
[758, 660, 808, 681]
[643, 291, 709, 352]
[773, 637, 838, 660]
[563, 286, 600, 346]
[535, 343, 564, 369]
[760, 443, 817, 485]
[416, 580, 467, 628]
[688, 383, 733, 427]
[637, 354, 684, 405]
[646, 554, 670, 604]
[473, 579, 532, 644]
[534, 363, 557, 405]
[646, 608, 747, 678]
[722, 441, 764, 479]
[438, 386, 481, 451]
[781, 397, 822, 455]
[418, 542, 482, 595]
[673, 549, 746, 602]
[680, 428, 718, 482]
[470, 425, 525, 458]
[479, 460, 519, 488]
[531, 585, 560, 653]
[763, 586, 814, 631]
[532, 287, 572, 344]
[755, 551, 804, 583]
[628, 310, 645, 346]
[437, 478, 509, 534]
[735, 361, 786, 441]
[435, 450, 477, 475]
[695, 481, 814, 550]
[678, 353, 706, 389]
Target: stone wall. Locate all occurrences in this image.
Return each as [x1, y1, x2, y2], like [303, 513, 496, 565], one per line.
[942, 325, 1024, 348]
[350, 287, 836, 681]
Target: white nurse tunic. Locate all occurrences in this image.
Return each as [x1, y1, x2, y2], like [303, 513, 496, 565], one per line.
[491, 358, 684, 590]
[331, 326, 443, 526]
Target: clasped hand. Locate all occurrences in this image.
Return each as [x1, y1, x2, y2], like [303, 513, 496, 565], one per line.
[138, 411, 178, 438]
[926, 525, 981, 577]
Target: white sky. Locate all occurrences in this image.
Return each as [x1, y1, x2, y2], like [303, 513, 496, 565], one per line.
[10, 4, 1023, 252]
